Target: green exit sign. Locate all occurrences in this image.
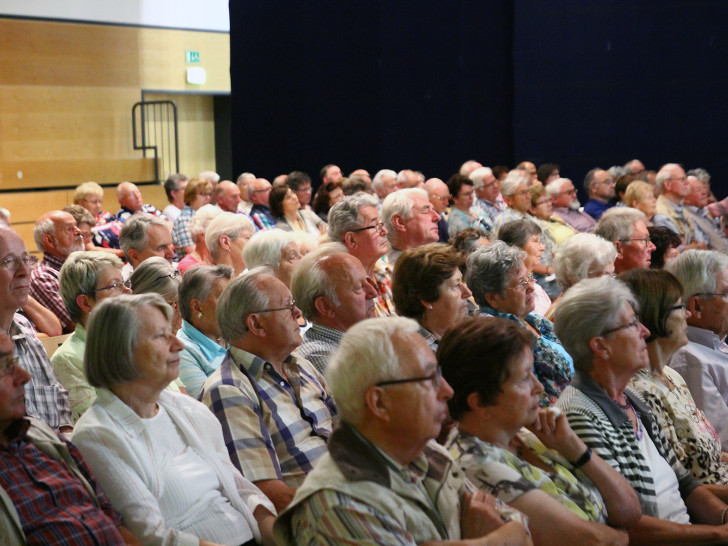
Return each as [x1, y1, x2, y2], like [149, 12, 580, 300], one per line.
[185, 50, 200, 63]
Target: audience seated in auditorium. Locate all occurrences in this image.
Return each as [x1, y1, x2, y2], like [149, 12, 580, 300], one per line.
[546, 177, 597, 233]
[119, 214, 175, 278]
[460, 159, 483, 176]
[130, 257, 183, 334]
[582, 168, 616, 220]
[274, 316, 531, 545]
[115, 182, 165, 222]
[204, 212, 255, 276]
[517, 161, 539, 185]
[72, 294, 276, 545]
[594, 207, 655, 274]
[683, 174, 728, 253]
[292, 247, 377, 374]
[528, 183, 577, 244]
[198, 170, 220, 204]
[199, 270, 337, 512]
[445, 174, 481, 237]
[441, 317, 638, 545]
[555, 275, 728, 543]
[653, 163, 707, 249]
[342, 172, 373, 195]
[161, 173, 188, 221]
[176, 265, 232, 398]
[0, 227, 72, 432]
[287, 171, 327, 231]
[249, 178, 277, 230]
[171, 177, 213, 259]
[311, 179, 344, 223]
[176, 204, 222, 273]
[31, 210, 85, 333]
[624, 180, 658, 224]
[392, 243, 471, 352]
[537, 162, 561, 185]
[492, 169, 532, 235]
[54, 251, 130, 422]
[467, 241, 573, 405]
[382, 187, 440, 265]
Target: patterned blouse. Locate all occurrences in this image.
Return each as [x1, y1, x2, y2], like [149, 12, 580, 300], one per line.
[629, 366, 728, 484]
[449, 429, 606, 522]
[479, 305, 573, 406]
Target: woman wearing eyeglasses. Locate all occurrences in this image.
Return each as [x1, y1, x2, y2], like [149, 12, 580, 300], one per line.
[446, 174, 483, 237]
[620, 269, 728, 484]
[554, 276, 728, 542]
[466, 241, 573, 406]
[53, 251, 131, 422]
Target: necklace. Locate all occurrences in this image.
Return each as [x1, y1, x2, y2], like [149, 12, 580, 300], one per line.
[614, 397, 644, 440]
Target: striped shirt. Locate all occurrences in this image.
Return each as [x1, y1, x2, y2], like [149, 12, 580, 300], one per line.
[250, 204, 277, 231]
[199, 346, 337, 486]
[29, 253, 73, 331]
[296, 323, 343, 375]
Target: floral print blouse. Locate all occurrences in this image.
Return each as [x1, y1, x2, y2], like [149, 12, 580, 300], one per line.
[629, 366, 728, 484]
[449, 429, 606, 522]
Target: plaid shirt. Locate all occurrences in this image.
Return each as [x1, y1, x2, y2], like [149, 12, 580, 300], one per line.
[0, 418, 123, 545]
[30, 253, 73, 331]
[115, 203, 165, 223]
[371, 258, 397, 317]
[12, 313, 73, 430]
[199, 346, 337, 486]
[250, 204, 277, 231]
[296, 323, 344, 375]
[171, 206, 195, 257]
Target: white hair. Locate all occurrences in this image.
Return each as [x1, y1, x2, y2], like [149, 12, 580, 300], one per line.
[326, 317, 420, 426]
[327, 192, 379, 242]
[198, 171, 220, 184]
[666, 249, 728, 300]
[290, 246, 347, 320]
[381, 188, 428, 238]
[655, 163, 682, 191]
[500, 170, 530, 197]
[372, 169, 396, 191]
[545, 178, 572, 196]
[553, 233, 617, 290]
[204, 212, 254, 260]
[469, 167, 494, 189]
[243, 229, 296, 273]
[594, 207, 647, 243]
[189, 204, 223, 239]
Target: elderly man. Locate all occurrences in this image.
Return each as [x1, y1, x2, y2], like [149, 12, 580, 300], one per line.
[0, 227, 73, 433]
[249, 178, 276, 230]
[115, 182, 165, 222]
[349, 168, 371, 184]
[667, 250, 728, 445]
[119, 214, 175, 278]
[236, 172, 256, 215]
[516, 161, 539, 184]
[547, 177, 597, 233]
[653, 163, 706, 248]
[328, 193, 396, 317]
[30, 210, 84, 332]
[0, 331, 139, 545]
[595, 208, 655, 274]
[320, 164, 342, 185]
[397, 169, 420, 189]
[470, 166, 503, 231]
[624, 159, 646, 178]
[199, 270, 337, 512]
[459, 159, 483, 176]
[381, 188, 440, 265]
[372, 169, 399, 208]
[273, 317, 530, 545]
[582, 168, 616, 220]
[683, 175, 728, 253]
[216, 180, 243, 213]
[291, 248, 377, 374]
[424, 178, 451, 243]
[162, 173, 188, 221]
[492, 169, 532, 235]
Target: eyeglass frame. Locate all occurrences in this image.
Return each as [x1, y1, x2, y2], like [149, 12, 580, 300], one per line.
[507, 273, 535, 291]
[376, 365, 442, 388]
[619, 236, 651, 245]
[154, 270, 182, 282]
[0, 254, 39, 272]
[600, 319, 641, 337]
[93, 279, 132, 294]
[350, 221, 385, 233]
[251, 301, 298, 316]
[694, 292, 728, 300]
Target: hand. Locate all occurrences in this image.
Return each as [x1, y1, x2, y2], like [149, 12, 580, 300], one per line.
[527, 407, 584, 462]
[483, 520, 533, 546]
[460, 490, 504, 539]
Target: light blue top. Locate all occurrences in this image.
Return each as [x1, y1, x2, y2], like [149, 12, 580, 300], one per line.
[177, 320, 228, 399]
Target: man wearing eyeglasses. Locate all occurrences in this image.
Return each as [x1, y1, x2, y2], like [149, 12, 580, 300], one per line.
[382, 188, 440, 266]
[595, 208, 656, 274]
[249, 178, 277, 230]
[470, 166, 503, 231]
[199, 270, 336, 513]
[274, 317, 530, 545]
[653, 163, 708, 249]
[668, 250, 728, 446]
[583, 168, 616, 221]
[546, 178, 597, 233]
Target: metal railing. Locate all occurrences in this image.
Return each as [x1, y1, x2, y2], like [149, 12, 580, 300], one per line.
[132, 100, 179, 182]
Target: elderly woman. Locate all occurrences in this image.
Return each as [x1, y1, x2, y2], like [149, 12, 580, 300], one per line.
[172, 177, 213, 258]
[467, 241, 573, 405]
[619, 268, 728, 484]
[53, 251, 130, 421]
[546, 233, 617, 319]
[177, 265, 232, 398]
[647, 225, 681, 269]
[205, 212, 256, 276]
[499, 219, 559, 307]
[441, 316, 639, 545]
[130, 257, 182, 333]
[74, 181, 114, 225]
[243, 229, 301, 288]
[391, 243, 471, 351]
[446, 174, 481, 237]
[72, 294, 276, 545]
[177, 204, 222, 274]
[493, 169, 532, 235]
[312, 179, 344, 222]
[270, 186, 323, 236]
[625, 181, 658, 224]
[554, 276, 728, 542]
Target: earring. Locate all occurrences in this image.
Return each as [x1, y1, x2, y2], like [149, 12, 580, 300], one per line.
[428, 304, 433, 309]
[197, 312, 203, 319]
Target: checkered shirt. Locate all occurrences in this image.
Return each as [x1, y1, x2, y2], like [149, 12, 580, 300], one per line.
[296, 323, 344, 375]
[171, 206, 195, 257]
[29, 253, 72, 331]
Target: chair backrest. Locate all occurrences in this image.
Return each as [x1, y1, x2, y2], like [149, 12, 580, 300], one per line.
[40, 334, 71, 358]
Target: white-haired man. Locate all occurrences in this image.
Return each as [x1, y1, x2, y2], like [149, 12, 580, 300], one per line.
[547, 178, 597, 233]
[291, 249, 377, 374]
[582, 168, 616, 220]
[372, 169, 399, 209]
[237, 172, 256, 215]
[470, 166, 503, 230]
[683, 175, 728, 253]
[492, 169, 532, 235]
[397, 169, 420, 189]
[119, 214, 175, 278]
[114, 182, 165, 222]
[667, 250, 728, 445]
[199, 270, 337, 512]
[653, 163, 706, 248]
[30, 210, 84, 333]
[595, 208, 656, 274]
[273, 317, 530, 544]
[381, 188, 440, 265]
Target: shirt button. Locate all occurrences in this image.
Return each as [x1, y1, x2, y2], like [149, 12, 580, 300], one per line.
[280, 381, 286, 387]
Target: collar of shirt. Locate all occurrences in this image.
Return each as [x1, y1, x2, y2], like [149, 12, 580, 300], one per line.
[686, 324, 726, 350]
[229, 345, 298, 382]
[180, 320, 227, 360]
[305, 323, 345, 343]
[41, 253, 66, 271]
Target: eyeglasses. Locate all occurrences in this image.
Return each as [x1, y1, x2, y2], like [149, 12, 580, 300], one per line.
[433, 195, 451, 202]
[0, 254, 39, 272]
[0, 355, 20, 378]
[155, 270, 182, 282]
[695, 292, 728, 301]
[350, 221, 385, 233]
[376, 365, 442, 388]
[600, 319, 641, 336]
[598, 179, 616, 186]
[515, 189, 531, 197]
[534, 199, 552, 206]
[94, 279, 132, 294]
[668, 303, 687, 313]
[413, 205, 437, 215]
[507, 273, 534, 291]
[558, 189, 577, 196]
[253, 301, 297, 316]
[619, 236, 651, 245]
[250, 187, 272, 194]
[296, 186, 312, 193]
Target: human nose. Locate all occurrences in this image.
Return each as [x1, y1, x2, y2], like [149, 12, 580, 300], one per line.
[292, 303, 302, 320]
[531, 370, 544, 395]
[460, 282, 472, 299]
[439, 376, 454, 401]
[13, 362, 32, 386]
[431, 208, 440, 221]
[165, 246, 176, 260]
[647, 241, 656, 252]
[364, 281, 378, 299]
[169, 335, 184, 352]
[639, 322, 650, 338]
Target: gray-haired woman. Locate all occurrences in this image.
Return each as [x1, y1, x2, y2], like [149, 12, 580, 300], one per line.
[73, 293, 276, 545]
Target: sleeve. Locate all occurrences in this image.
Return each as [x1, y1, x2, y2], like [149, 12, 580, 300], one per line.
[289, 490, 417, 546]
[29, 269, 73, 330]
[72, 422, 200, 546]
[564, 408, 621, 471]
[200, 382, 284, 483]
[651, 214, 682, 237]
[51, 350, 97, 423]
[460, 457, 536, 505]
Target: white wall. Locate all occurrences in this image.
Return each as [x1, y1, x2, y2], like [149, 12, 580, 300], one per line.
[0, 0, 229, 32]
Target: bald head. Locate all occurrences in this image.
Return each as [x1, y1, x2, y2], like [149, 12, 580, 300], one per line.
[424, 178, 450, 214]
[216, 180, 242, 212]
[250, 178, 272, 206]
[34, 210, 83, 258]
